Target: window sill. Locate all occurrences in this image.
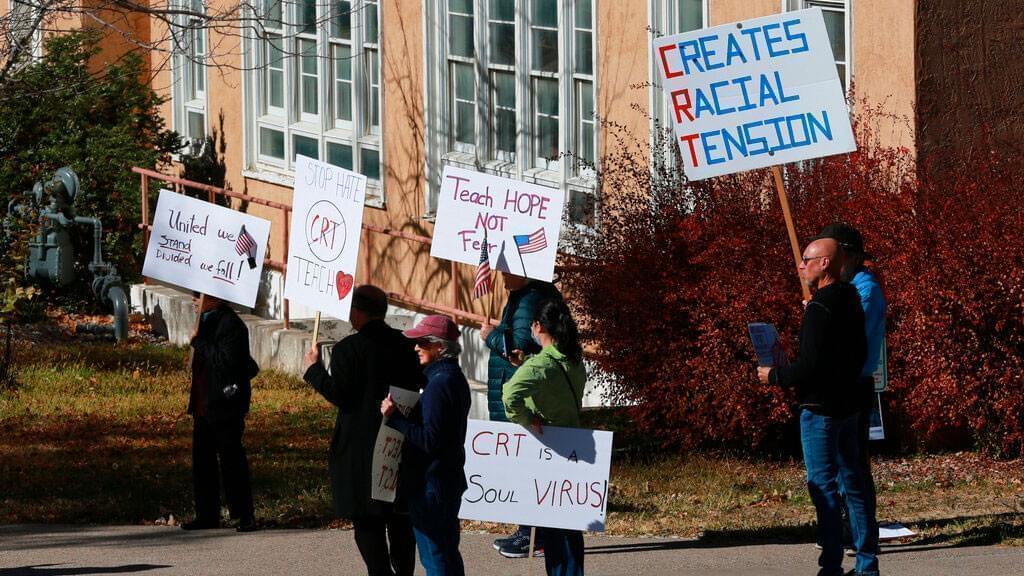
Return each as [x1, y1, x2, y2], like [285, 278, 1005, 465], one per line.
[521, 167, 561, 188]
[242, 166, 386, 209]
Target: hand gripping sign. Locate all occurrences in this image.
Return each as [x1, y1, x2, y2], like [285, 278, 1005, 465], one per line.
[143, 189, 270, 307]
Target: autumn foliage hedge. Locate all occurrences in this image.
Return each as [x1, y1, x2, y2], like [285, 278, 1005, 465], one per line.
[562, 108, 1024, 455]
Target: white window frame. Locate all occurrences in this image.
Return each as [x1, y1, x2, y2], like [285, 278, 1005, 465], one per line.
[786, 0, 852, 91]
[242, 0, 385, 207]
[170, 0, 209, 153]
[423, 0, 599, 224]
[6, 0, 44, 68]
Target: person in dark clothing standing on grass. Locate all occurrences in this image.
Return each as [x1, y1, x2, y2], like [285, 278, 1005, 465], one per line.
[480, 272, 562, 557]
[303, 285, 423, 576]
[756, 238, 876, 576]
[184, 292, 258, 532]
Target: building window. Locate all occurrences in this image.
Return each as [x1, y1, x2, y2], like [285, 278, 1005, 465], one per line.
[789, 0, 851, 92]
[171, 0, 208, 149]
[245, 0, 384, 202]
[649, 0, 706, 130]
[424, 0, 598, 221]
[5, 0, 44, 69]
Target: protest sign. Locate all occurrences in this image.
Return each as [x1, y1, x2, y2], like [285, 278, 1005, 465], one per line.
[653, 7, 856, 181]
[371, 387, 421, 503]
[872, 337, 888, 392]
[430, 166, 565, 282]
[869, 392, 885, 441]
[284, 155, 367, 321]
[142, 189, 270, 307]
[748, 322, 788, 367]
[459, 420, 613, 532]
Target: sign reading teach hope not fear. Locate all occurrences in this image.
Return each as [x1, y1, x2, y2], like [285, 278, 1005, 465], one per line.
[653, 8, 856, 180]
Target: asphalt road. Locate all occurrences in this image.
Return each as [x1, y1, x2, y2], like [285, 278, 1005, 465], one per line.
[2, 524, 1023, 575]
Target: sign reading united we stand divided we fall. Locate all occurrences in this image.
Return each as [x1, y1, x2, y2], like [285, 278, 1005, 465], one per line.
[142, 189, 271, 308]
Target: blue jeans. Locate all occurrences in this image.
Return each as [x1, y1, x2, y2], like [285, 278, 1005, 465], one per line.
[408, 486, 465, 576]
[801, 409, 879, 576]
[538, 528, 584, 576]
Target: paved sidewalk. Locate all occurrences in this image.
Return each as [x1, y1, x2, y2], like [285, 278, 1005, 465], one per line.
[2, 524, 1023, 575]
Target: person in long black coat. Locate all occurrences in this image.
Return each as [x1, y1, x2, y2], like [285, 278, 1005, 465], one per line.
[303, 285, 425, 576]
[184, 293, 259, 532]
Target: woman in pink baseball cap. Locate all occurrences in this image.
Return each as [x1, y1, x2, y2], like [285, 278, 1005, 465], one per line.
[381, 315, 471, 576]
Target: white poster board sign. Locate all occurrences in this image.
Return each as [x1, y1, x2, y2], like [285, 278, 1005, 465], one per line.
[284, 155, 368, 319]
[872, 337, 888, 392]
[430, 166, 565, 282]
[459, 420, 614, 532]
[142, 189, 270, 307]
[371, 387, 421, 503]
[653, 8, 856, 180]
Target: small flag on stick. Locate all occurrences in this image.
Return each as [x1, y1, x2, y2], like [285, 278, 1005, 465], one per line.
[513, 228, 548, 255]
[236, 225, 258, 269]
[473, 230, 492, 300]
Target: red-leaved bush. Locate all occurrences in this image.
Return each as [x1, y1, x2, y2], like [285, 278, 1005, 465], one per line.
[562, 105, 1024, 455]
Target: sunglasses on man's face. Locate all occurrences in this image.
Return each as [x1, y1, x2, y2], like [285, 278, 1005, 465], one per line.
[800, 255, 826, 264]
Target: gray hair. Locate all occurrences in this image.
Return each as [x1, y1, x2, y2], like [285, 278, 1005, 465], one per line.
[421, 335, 462, 359]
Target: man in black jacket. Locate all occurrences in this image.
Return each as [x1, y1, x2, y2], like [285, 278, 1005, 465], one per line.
[757, 238, 874, 576]
[184, 293, 258, 532]
[303, 285, 424, 576]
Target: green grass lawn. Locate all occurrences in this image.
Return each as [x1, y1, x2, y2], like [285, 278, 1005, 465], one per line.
[2, 335, 1023, 546]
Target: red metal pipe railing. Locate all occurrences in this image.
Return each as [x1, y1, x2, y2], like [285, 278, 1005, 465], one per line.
[134, 166, 490, 329]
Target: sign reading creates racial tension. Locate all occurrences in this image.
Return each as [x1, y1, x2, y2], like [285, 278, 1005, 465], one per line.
[460, 420, 614, 532]
[430, 166, 565, 283]
[284, 155, 368, 320]
[142, 190, 270, 307]
[653, 8, 856, 180]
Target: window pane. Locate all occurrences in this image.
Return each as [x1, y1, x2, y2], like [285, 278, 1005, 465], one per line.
[496, 109, 516, 154]
[456, 102, 475, 144]
[581, 123, 595, 164]
[536, 77, 558, 115]
[333, 45, 352, 121]
[300, 39, 318, 115]
[301, 40, 317, 74]
[365, 1, 379, 43]
[454, 61, 474, 100]
[265, 0, 281, 27]
[568, 189, 596, 228]
[298, 0, 316, 34]
[361, 148, 381, 180]
[489, 0, 513, 20]
[489, 22, 514, 65]
[678, 0, 702, 32]
[532, 0, 557, 27]
[450, 0, 473, 13]
[269, 70, 283, 109]
[327, 142, 354, 169]
[531, 29, 558, 72]
[294, 134, 319, 160]
[449, 14, 474, 57]
[821, 9, 845, 62]
[367, 50, 380, 129]
[260, 127, 285, 159]
[187, 110, 205, 139]
[537, 117, 558, 160]
[574, 0, 591, 29]
[580, 82, 594, 120]
[303, 77, 319, 115]
[494, 70, 515, 107]
[331, 0, 351, 39]
[574, 31, 592, 74]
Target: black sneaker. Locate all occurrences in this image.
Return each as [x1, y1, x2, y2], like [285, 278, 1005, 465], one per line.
[181, 518, 219, 530]
[498, 534, 544, 558]
[236, 517, 257, 533]
[493, 532, 520, 551]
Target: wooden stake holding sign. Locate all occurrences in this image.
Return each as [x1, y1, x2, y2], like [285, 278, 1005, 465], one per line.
[311, 311, 322, 351]
[652, 8, 857, 296]
[771, 166, 812, 302]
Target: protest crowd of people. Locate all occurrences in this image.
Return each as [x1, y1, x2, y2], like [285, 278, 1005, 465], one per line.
[179, 222, 885, 576]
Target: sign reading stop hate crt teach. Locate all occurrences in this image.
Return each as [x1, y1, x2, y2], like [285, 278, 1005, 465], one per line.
[459, 420, 613, 532]
[654, 8, 855, 180]
[284, 155, 367, 320]
[430, 166, 564, 283]
[143, 190, 270, 307]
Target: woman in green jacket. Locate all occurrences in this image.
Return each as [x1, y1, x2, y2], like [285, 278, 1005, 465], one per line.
[502, 299, 587, 576]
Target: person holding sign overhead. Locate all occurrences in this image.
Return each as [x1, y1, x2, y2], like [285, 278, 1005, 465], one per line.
[503, 299, 587, 576]
[183, 292, 259, 533]
[303, 285, 424, 576]
[381, 315, 471, 576]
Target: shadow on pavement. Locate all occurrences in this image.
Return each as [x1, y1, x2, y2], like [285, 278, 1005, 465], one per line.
[0, 564, 171, 575]
[0, 525, 239, 552]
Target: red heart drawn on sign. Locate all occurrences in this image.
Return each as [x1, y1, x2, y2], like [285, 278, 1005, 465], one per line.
[336, 271, 354, 300]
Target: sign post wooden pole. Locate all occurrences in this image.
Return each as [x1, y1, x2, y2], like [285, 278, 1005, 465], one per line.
[771, 166, 811, 302]
[311, 311, 322, 350]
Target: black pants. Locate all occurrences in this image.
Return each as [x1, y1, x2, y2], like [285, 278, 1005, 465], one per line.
[192, 415, 254, 522]
[352, 513, 416, 576]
